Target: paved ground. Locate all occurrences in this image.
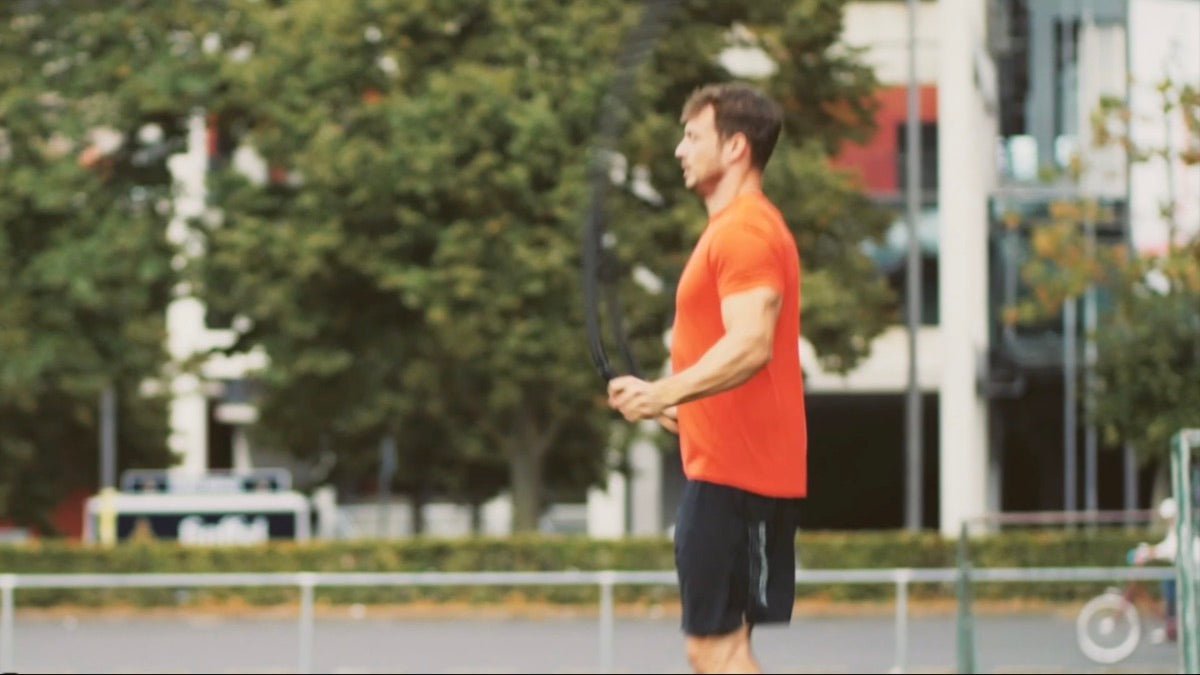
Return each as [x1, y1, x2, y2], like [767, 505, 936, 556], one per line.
[4, 607, 1180, 673]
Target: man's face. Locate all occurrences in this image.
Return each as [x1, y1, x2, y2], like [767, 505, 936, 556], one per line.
[674, 104, 726, 193]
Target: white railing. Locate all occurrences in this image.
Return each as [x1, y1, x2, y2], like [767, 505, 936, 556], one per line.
[0, 566, 1176, 674]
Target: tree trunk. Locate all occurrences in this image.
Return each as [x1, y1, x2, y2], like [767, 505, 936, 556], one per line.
[469, 498, 483, 535]
[1150, 459, 1171, 514]
[409, 489, 426, 536]
[508, 445, 543, 533]
[502, 411, 562, 533]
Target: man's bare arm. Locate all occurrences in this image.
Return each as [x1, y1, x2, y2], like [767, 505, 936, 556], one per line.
[655, 286, 781, 407]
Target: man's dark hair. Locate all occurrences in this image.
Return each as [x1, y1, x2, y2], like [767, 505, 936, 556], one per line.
[681, 83, 783, 171]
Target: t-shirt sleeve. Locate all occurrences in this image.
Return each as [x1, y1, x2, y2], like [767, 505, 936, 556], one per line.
[707, 222, 784, 299]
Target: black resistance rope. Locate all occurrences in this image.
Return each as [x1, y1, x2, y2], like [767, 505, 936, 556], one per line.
[582, 0, 679, 383]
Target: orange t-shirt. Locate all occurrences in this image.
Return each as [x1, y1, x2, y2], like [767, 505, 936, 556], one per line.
[671, 191, 807, 498]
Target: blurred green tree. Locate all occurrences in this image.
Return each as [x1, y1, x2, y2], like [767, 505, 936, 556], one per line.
[1015, 79, 1200, 462]
[194, 0, 891, 531]
[0, 1, 239, 531]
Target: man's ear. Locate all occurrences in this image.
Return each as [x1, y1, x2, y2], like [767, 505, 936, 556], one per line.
[723, 132, 750, 165]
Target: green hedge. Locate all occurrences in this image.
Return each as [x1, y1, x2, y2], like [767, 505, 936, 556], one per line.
[0, 529, 1163, 608]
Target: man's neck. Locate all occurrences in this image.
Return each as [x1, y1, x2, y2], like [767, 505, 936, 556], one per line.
[703, 168, 763, 218]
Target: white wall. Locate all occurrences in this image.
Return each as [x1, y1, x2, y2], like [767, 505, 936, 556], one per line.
[1129, 0, 1200, 254]
[164, 115, 269, 475]
[801, 326, 943, 394]
[937, 0, 994, 537]
[842, 1, 940, 86]
[628, 434, 662, 535]
[1077, 21, 1128, 200]
[587, 425, 666, 539]
[587, 470, 627, 540]
[164, 113, 211, 474]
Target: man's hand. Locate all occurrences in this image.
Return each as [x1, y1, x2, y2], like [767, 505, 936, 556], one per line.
[608, 376, 671, 423]
[657, 406, 679, 434]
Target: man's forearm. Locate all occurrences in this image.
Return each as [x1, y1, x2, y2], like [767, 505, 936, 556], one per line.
[656, 332, 770, 407]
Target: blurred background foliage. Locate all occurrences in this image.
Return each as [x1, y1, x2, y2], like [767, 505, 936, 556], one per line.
[1015, 80, 1200, 461]
[0, 0, 891, 531]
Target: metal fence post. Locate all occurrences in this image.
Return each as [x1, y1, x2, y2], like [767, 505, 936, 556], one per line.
[891, 569, 911, 673]
[1171, 430, 1200, 674]
[0, 574, 13, 674]
[956, 523, 977, 674]
[598, 571, 615, 674]
[298, 573, 316, 675]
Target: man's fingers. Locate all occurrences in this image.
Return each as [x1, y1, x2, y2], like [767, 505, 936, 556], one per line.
[611, 391, 650, 418]
[611, 390, 639, 412]
[607, 379, 631, 408]
[611, 383, 646, 407]
[606, 377, 665, 423]
[607, 376, 636, 397]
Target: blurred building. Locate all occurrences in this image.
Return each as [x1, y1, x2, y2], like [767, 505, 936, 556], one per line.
[784, 0, 1197, 535]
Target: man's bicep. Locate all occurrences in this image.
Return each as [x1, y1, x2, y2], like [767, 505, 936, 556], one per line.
[720, 286, 781, 340]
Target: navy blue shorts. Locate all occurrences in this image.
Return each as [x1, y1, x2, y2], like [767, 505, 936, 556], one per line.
[674, 479, 802, 636]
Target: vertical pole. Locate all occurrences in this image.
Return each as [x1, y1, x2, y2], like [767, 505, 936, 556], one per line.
[1125, 443, 1139, 529]
[599, 572, 615, 674]
[1172, 432, 1200, 674]
[100, 384, 117, 490]
[298, 573, 315, 675]
[1080, 12, 1100, 518]
[99, 385, 118, 547]
[892, 570, 910, 673]
[378, 436, 397, 538]
[937, 0, 993, 536]
[956, 524, 977, 674]
[1063, 298, 1078, 514]
[904, 0, 924, 533]
[1121, 2, 1136, 533]
[0, 575, 14, 674]
[1083, 216, 1099, 517]
[97, 487, 117, 547]
[1171, 433, 1186, 673]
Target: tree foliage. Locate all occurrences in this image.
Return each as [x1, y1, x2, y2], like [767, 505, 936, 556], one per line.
[2, 0, 892, 533]
[193, 0, 891, 531]
[0, 1, 235, 529]
[1017, 80, 1200, 459]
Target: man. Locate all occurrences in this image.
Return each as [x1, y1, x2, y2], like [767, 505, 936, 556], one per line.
[608, 83, 807, 674]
